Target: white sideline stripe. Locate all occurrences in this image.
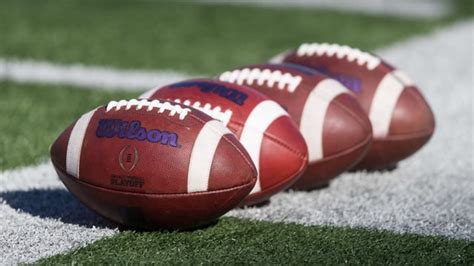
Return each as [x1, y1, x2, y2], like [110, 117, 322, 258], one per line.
[0, 58, 191, 91]
[0, 162, 64, 192]
[369, 74, 405, 138]
[300, 80, 350, 162]
[239, 100, 288, 194]
[0, 162, 118, 265]
[196, 0, 449, 18]
[66, 108, 97, 178]
[187, 120, 232, 193]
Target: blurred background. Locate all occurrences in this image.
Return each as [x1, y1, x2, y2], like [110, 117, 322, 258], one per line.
[0, 0, 471, 76]
[0, 0, 473, 264]
[0, 0, 463, 171]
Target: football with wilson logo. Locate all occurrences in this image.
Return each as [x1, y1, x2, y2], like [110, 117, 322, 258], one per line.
[141, 79, 309, 205]
[270, 43, 435, 170]
[51, 99, 257, 229]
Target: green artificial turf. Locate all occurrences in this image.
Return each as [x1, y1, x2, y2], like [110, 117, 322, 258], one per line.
[0, 0, 452, 172]
[0, 0, 448, 75]
[37, 217, 473, 264]
[0, 82, 137, 171]
[1, 3, 472, 264]
[453, 0, 474, 18]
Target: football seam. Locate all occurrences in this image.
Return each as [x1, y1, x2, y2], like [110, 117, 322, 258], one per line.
[315, 131, 372, 162]
[228, 119, 308, 161]
[376, 128, 434, 141]
[329, 93, 373, 134]
[53, 160, 257, 196]
[387, 84, 435, 139]
[187, 112, 259, 183]
[246, 150, 308, 201]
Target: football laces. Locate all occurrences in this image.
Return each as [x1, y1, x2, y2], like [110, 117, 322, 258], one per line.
[219, 68, 302, 93]
[296, 43, 381, 70]
[173, 99, 233, 126]
[105, 99, 191, 120]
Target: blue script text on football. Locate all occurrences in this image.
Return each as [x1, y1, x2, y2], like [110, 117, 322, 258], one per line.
[169, 81, 248, 106]
[96, 119, 178, 147]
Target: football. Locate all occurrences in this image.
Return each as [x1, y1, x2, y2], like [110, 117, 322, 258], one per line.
[218, 64, 372, 190]
[140, 79, 308, 205]
[50, 99, 257, 230]
[270, 43, 435, 170]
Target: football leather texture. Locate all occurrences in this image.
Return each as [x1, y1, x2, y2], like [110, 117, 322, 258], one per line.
[141, 79, 308, 204]
[50, 99, 257, 230]
[219, 64, 372, 190]
[271, 43, 435, 170]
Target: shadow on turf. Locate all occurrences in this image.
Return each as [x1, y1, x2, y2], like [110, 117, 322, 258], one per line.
[0, 188, 115, 229]
[286, 164, 399, 192]
[117, 219, 220, 233]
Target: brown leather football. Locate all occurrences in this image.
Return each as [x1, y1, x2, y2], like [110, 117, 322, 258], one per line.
[141, 79, 308, 205]
[270, 43, 435, 170]
[50, 99, 257, 230]
[218, 64, 372, 190]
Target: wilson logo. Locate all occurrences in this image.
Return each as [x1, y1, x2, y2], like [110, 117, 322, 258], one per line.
[169, 81, 248, 106]
[314, 65, 362, 93]
[96, 119, 178, 147]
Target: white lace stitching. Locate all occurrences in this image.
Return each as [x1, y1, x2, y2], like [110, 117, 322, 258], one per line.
[105, 99, 191, 120]
[219, 68, 302, 93]
[173, 99, 232, 126]
[296, 43, 381, 70]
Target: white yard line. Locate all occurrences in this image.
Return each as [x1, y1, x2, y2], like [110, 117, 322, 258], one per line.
[0, 162, 117, 264]
[0, 20, 473, 263]
[0, 58, 192, 91]
[195, 0, 450, 18]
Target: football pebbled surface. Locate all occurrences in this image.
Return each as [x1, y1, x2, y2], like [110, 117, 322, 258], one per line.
[218, 63, 372, 189]
[51, 99, 257, 229]
[141, 80, 308, 205]
[272, 43, 436, 170]
[0, 20, 472, 264]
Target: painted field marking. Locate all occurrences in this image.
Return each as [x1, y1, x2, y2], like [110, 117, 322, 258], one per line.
[0, 58, 192, 91]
